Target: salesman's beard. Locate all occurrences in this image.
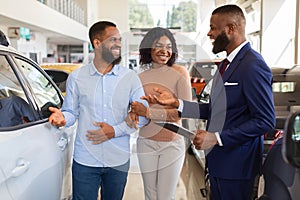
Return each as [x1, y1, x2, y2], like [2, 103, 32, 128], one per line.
[212, 30, 230, 54]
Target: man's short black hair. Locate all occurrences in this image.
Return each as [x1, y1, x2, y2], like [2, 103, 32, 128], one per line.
[89, 21, 116, 48]
[212, 4, 245, 21]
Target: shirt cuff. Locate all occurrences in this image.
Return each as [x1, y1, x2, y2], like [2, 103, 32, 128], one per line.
[113, 121, 136, 137]
[215, 132, 223, 146]
[177, 99, 184, 112]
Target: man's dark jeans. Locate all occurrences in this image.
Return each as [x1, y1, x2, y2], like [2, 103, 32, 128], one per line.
[72, 159, 130, 200]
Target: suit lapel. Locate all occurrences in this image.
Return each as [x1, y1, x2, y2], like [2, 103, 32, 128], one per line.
[222, 43, 251, 81]
[210, 43, 251, 107]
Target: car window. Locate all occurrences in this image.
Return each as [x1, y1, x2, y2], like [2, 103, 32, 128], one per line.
[272, 82, 295, 92]
[40, 63, 82, 96]
[0, 55, 37, 127]
[190, 62, 218, 81]
[0, 55, 23, 97]
[14, 57, 62, 110]
[272, 66, 300, 107]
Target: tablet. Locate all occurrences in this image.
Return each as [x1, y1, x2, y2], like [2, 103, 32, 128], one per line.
[155, 122, 195, 139]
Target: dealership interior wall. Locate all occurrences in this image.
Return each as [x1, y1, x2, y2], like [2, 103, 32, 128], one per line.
[0, 0, 299, 69]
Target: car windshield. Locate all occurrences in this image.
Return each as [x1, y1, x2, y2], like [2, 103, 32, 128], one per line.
[272, 66, 300, 107]
[190, 62, 217, 81]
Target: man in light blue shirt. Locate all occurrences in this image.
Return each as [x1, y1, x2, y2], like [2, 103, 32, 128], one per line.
[49, 21, 148, 200]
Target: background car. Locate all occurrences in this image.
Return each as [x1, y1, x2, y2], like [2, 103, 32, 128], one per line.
[184, 60, 221, 199]
[41, 63, 82, 95]
[264, 65, 300, 153]
[0, 45, 76, 200]
[185, 60, 221, 167]
[258, 111, 300, 200]
[188, 59, 221, 96]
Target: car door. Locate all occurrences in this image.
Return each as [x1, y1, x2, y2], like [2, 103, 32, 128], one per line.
[0, 50, 75, 200]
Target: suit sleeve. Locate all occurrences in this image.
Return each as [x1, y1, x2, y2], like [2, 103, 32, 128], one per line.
[182, 100, 209, 120]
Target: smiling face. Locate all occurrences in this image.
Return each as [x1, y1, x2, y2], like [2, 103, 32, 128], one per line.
[93, 26, 122, 65]
[151, 36, 172, 65]
[101, 26, 122, 65]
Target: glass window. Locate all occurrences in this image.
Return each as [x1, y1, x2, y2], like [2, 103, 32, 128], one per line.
[14, 57, 61, 108]
[0, 55, 23, 98]
[292, 115, 300, 141]
[272, 82, 295, 93]
[0, 55, 36, 127]
[129, 0, 197, 31]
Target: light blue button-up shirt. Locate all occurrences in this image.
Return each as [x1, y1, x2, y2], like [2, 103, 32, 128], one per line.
[62, 63, 148, 167]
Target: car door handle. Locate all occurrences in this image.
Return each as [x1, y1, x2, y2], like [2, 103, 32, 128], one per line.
[11, 158, 30, 178]
[57, 136, 68, 151]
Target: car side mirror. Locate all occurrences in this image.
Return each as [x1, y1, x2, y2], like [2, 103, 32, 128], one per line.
[41, 102, 59, 118]
[282, 111, 300, 168]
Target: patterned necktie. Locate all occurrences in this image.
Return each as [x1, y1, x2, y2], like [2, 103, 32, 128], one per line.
[219, 59, 230, 76]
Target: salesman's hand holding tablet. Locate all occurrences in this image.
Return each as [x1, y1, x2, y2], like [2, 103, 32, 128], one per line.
[193, 130, 219, 150]
[155, 121, 219, 150]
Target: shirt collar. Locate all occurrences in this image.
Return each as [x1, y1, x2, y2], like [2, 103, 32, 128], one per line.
[89, 63, 120, 76]
[227, 41, 248, 63]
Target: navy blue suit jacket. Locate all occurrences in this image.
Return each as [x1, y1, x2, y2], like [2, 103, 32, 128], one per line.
[182, 43, 276, 179]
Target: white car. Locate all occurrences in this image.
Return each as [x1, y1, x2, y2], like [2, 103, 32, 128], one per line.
[0, 45, 76, 200]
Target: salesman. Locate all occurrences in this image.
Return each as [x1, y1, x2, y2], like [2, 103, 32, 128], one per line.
[144, 4, 276, 200]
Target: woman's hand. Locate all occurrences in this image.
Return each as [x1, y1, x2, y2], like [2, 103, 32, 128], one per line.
[125, 111, 138, 129]
[141, 87, 179, 108]
[131, 101, 147, 117]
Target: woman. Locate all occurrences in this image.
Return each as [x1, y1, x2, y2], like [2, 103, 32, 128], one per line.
[130, 27, 192, 200]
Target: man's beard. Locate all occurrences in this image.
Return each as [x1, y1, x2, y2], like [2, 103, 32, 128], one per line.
[102, 44, 122, 65]
[212, 30, 230, 54]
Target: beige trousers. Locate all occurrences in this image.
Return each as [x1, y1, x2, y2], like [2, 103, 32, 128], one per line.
[137, 137, 185, 200]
